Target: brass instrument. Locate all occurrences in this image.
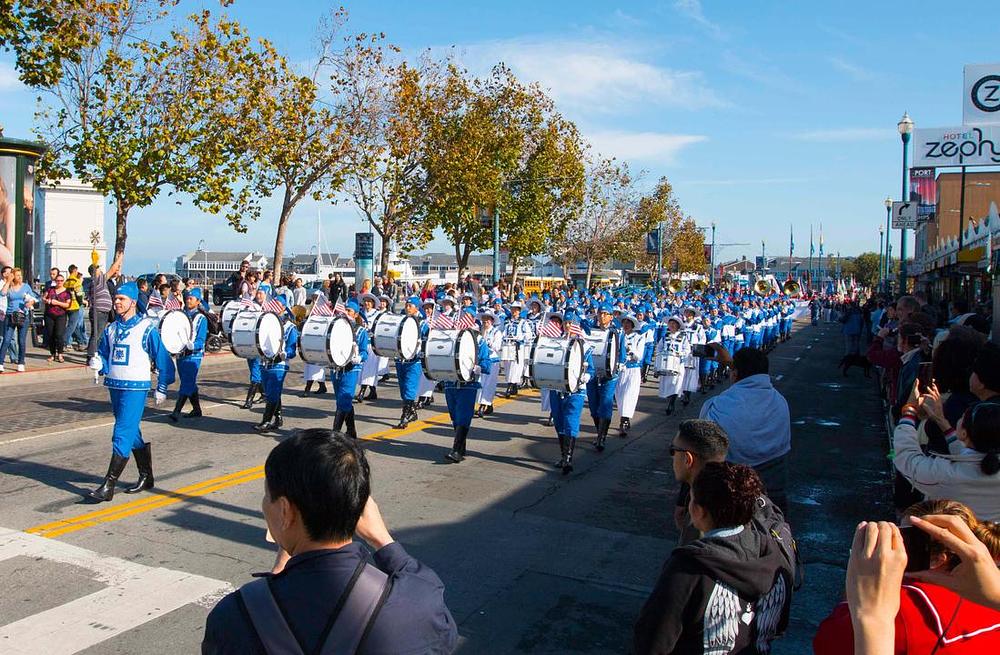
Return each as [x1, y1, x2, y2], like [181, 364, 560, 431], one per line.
[754, 279, 772, 295]
[782, 280, 800, 296]
[290, 304, 308, 329]
[667, 278, 684, 293]
[690, 280, 707, 294]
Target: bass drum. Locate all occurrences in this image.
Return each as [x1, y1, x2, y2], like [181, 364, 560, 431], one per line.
[654, 350, 683, 376]
[230, 311, 284, 359]
[582, 329, 620, 378]
[423, 328, 478, 382]
[158, 310, 192, 355]
[299, 315, 358, 369]
[371, 314, 420, 361]
[528, 336, 584, 393]
[221, 300, 257, 336]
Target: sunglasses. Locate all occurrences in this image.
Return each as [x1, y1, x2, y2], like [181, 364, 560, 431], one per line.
[669, 445, 690, 456]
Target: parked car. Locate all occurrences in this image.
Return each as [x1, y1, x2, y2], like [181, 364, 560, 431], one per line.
[212, 273, 243, 306]
[135, 272, 181, 288]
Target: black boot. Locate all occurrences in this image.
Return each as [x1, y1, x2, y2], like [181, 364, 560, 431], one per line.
[682, 391, 691, 407]
[242, 383, 255, 409]
[666, 395, 676, 416]
[484, 404, 493, 415]
[554, 434, 567, 468]
[272, 401, 283, 429]
[87, 452, 129, 502]
[476, 404, 485, 419]
[446, 425, 469, 463]
[595, 418, 609, 452]
[333, 410, 346, 434]
[169, 395, 187, 422]
[303, 381, 314, 397]
[186, 392, 203, 418]
[366, 385, 378, 401]
[345, 410, 358, 440]
[544, 415, 553, 427]
[316, 382, 327, 394]
[354, 385, 366, 403]
[395, 401, 412, 429]
[253, 402, 275, 431]
[619, 417, 630, 438]
[562, 438, 576, 475]
[124, 444, 154, 494]
[592, 415, 600, 431]
[252, 383, 265, 405]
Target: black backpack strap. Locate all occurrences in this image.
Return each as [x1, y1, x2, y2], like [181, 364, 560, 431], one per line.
[319, 562, 391, 655]
[240, 578, 305, 655]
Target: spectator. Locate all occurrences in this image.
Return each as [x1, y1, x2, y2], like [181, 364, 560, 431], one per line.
[0, 265, 14, 363]
[291, 278, 306, 307]
[669, 419, 729, 546]
[87, 253, 121, 366]
[867, 322, 925, 414]
[136, 278, 150, 315]
[970, 342, 1000, 402]
[699, 347, 791, 511]
[64, 265, 86, 350]
[840, 301, 864, 355]
[924, 328, 986, 454]
[814, 499, 1000, 654]
[420, 279, 435, 301]
[46, 266, 59, 290]
[0, 267, 39, 372]
[42, 272, 71, 363]
[201, 429, 458, 654]
[329, 272, 347, 303]
[894, 385, 1000, 520]
[233, 260, 250, 297]
[633, 462, 792, 654]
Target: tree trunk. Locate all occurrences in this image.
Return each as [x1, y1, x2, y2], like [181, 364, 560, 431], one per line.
[272, 191, 294, 282]
[584, 258, 594, 290]
[454, 239, 465, 285]
[509, 254, 521, 288]
[114, 203, 129, 261]
[379, 233, 391, 280]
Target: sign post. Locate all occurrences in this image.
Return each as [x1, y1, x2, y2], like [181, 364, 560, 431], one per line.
[891, 201, 919, 230]
[354, 232, 374, 291]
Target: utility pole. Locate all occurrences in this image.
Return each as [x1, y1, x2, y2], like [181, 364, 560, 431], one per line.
[656, 222, 662, 292]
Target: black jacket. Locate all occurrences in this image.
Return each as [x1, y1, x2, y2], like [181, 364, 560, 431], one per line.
[202, 542, 457, 655]
[634, 525, 791, 655]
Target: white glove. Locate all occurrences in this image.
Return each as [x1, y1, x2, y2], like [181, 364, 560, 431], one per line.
[154, 390, 166, 405]
[186, 340, 195, 350]
[473, 365, 482, 377]
[580, 372, 591, 385]
[88, 356, 102, 371]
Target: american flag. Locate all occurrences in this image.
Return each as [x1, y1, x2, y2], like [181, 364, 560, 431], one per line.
[262, 297, 285, 314]
[147, 294, 164, 309]
[455, 311, 477, 331]
[431, 310, 455, 330]
[311, 295, 334, 316]
[538, 318, 563, 338]
[164, 295, 182, 310]
[565, 322, 583, 338]
[333, 299, 347, 316]
[239, 296, 257, 309]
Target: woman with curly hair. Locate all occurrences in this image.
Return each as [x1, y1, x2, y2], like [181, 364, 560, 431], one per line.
[633, 462, 793, 654]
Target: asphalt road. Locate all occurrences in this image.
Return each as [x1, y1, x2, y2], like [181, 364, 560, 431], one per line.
[0, 318, 892, 654]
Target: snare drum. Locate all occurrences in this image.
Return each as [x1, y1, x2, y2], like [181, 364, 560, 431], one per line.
[654, 351, 683, 376]
[423, 328, 478, 382]
[528, 336, 584, 393]
[230, 311, 284, 359]
[582, 329, 620, 378]
[371, 314, 420, 361]
[221, 300, 257, 336]
[500, 339, 519, 361]
[299, 315, 358, 368]
[158, 310, 192, 355]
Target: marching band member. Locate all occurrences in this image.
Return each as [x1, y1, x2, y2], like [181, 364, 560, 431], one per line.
[501, 299, 527, 398]
[86, 282, 176, 502]
[355, 292, 382, 402]
[616, 314, 644, 438]
[656, 316, 687, 416]
[445, 308, 494, 463]
[585, 304, 619, 451]
[394, 297, 427, 429]
[416, 298, 438, 408]
[699, 315, 721, 393]
[522, 298, 544, 389]
[681, 308, 702, 407]
[253, 297, 299, 433]
[641, 308, 656, 384]
[331, 300, 369, 440]
[549, 310, 593, 475]
[476, 310, 502, 418]
[301, 292, 328, 397]
[169, 288, 208, 422]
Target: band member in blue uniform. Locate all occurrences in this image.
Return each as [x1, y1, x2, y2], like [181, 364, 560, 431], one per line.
[550, 310, 594, 475]
[617, 314, 645, 437]
[394, 297, 427, 429]
[254, 298, 299, 433]
[86, 282, 176, 502]
[241, 293, 265, 409]
[331, 300, 369, 440]
[445, 309, 494, 463]
[585, 304, 619, 451]
[476, 310, 502, 418]
[169, 288, 209, 422]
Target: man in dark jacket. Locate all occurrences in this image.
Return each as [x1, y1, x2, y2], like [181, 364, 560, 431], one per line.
[329, 273, 348, 303]
[201, 429, 458, 654]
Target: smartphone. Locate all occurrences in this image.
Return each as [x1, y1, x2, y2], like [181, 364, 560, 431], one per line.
[917, 362, 934, 393]
[690, 344, 716, 359]
[899, 525, 931, 572]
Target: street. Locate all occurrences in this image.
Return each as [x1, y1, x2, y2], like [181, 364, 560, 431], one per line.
[0, 317, 892, 654]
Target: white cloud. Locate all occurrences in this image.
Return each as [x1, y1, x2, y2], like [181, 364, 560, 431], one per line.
[791, 128, 892, 142]
[0, 62, 23, 92]
[585, 129, 706, 165]
[828, 56, 875, 81]
[672, 0, 725, 39]
[451, 37, 724, 114]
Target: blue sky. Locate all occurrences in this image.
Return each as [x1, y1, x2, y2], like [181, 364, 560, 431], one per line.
[2, 0, 998, 275]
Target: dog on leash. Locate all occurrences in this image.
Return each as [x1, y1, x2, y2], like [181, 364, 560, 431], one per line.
[838, 353, 872, 378]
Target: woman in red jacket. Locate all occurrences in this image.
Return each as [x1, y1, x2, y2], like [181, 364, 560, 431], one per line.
[814, 499, 1000, 654]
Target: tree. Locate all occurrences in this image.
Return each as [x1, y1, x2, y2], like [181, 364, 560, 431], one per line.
[630, 177, 685, 277]
[845, 252, 880, 289]
[338, 36, 436, 276]
[36, 4, 249, 260]
[664, 218, 706, 274]
[555, 157, 638, 289]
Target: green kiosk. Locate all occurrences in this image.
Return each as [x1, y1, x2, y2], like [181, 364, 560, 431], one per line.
[0, 136, 47, 283]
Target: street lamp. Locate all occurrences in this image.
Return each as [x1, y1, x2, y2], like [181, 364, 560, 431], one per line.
[883, 196, 892, 292]
[197, 239, 207, 284]
[878, 223, 885, 291]
[897, 112, 914, 294]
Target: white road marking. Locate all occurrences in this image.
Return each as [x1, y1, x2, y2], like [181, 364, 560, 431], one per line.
[795, 356, 801, 361]
[774, 374, 784, 381]
[0, 528, 232, 655]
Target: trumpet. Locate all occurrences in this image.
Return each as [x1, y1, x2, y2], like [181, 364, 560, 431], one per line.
[782, 280, 800, 296]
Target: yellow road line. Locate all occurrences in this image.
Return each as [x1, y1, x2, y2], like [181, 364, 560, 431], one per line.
[26, 390, 537, 539]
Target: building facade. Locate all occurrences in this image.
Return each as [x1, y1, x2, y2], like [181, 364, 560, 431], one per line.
[34, 179, 108, 278]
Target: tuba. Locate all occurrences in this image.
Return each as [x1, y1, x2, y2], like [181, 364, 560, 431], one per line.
[782, 280, 800, 297]
[690, 280, 707, 294]
[667, 278, 684, 293]
[754, 279, 772, 295]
